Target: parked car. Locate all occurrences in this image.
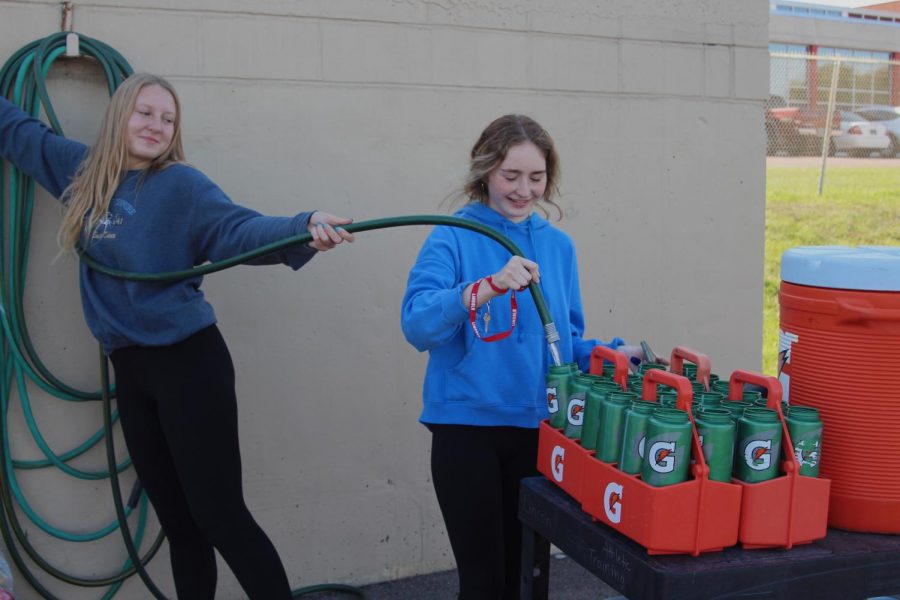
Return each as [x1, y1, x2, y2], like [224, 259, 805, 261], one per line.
[855, 105, 900, 157]
[766, 110, 801, 155]
[831, 110, 892, 156]
[767, 104, 842, 155]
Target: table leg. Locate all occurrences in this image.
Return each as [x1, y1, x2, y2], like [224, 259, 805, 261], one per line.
[520, 522, 550, 600]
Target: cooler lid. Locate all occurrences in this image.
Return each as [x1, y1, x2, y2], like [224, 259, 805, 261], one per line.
[781, 246, 900, 291]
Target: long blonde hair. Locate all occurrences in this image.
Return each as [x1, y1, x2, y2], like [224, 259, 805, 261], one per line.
[59, 73, 185, 251]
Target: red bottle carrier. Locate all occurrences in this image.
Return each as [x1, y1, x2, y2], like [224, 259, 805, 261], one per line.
[538, 346, 742, 556]
[726, 370, 831, 549]
[536, 423, 593, 501]
[536, 347, 630, 502]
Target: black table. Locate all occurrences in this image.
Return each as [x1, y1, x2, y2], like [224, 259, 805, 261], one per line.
[519, 476, 900, 600]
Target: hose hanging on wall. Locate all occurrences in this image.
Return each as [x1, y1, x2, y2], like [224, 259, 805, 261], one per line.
[1, 30, 563, 600]
[0, 31, 170, 600]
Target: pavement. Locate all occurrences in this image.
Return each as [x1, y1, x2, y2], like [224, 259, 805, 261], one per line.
[307, 553, 621, 599]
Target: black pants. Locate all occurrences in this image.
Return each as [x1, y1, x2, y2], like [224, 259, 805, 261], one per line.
[430, 424, 539, 600]
[110, 325, 292, 600]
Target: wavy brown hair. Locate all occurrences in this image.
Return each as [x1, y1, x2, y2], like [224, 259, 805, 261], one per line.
[58, 73, 185, 251]
[455, 114, 562, 221]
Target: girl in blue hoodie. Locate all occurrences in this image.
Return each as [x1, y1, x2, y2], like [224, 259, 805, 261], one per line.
[401, 115, 644, 600]
[0, 73, 353, 599]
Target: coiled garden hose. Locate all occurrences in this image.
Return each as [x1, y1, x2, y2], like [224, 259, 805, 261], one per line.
[2, 31, 562, 600]
[1, 31, 167, 600]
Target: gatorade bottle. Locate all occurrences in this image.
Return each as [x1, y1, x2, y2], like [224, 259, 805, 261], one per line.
[595, 391, 636, 463]
[712, 380, 731, 397]
[581, 380, 621, 450]
[786, 406, 823, 477]
[695, 391, 724, 409]
[601, 362, 618, 380]
[743, 389, 763, 404]
[618, 400, 658, 474]
[546, 363, 576, 429]
[734, 407, 783, 483]
[658, 390, 678, 408]
[722, 400, 754, 420]
[641, 407, 692, 487]
[564, 374, 592, 440]
[638, 363, 666, 376]
[691, 379, 706, 396]
[627, 373, 643, 395]
[694, 408, 736, 482]
[682, 363, 698, 381]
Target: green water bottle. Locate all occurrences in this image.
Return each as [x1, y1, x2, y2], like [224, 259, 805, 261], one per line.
[601, 363, 618, 380]
[691, 381, 708, 395]
[618, 400, 658, 474]
[743, 389, 763, 404]
[564, 374, 592, 440]
[641, 407, 693, 487]
[734, 407, 783, 483]
[581, 380, 621, 450]
[695, 391, 724, 409]
[658, 390, 679, 408]
[625, 373, 642, 394]
[694, 408, 736, 482]
[595, 391, 636, 463]
[712, 380, 731, 397]
[682, 362, 698, 381]
[546, 363, 576, 429]
[786, 406, 823, 477]
[638, 363, 666, 376]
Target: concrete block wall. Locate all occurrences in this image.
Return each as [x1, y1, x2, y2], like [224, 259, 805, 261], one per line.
[0, 1, 769, 598]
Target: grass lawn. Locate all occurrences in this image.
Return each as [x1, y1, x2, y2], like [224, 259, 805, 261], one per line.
[763, 165, 900, 375]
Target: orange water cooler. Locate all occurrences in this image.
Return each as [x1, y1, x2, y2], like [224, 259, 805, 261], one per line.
[779, 246, 900, 533]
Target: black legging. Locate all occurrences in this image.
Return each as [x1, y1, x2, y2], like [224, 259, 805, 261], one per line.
[430, 424, 539, 600]
[110, 325, 292, 599]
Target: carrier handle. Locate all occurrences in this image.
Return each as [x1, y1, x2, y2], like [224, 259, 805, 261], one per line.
[669, 346, 712, 391]
[642, 369, 708, 479]
[589, 345, 628, 390]
[641, 369, 693, 411]
[727, 370, 798, 475]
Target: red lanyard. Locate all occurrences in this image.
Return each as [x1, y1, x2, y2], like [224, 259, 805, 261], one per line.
[469, 278, 518, 342]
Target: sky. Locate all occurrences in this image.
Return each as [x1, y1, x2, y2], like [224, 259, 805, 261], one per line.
[791, 0, 885, 6]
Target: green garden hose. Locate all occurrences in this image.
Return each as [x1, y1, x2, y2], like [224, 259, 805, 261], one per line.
[1, 32, 562, 600]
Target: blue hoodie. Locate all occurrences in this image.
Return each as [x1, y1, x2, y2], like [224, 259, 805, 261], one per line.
[401, 202, 624, 428]
[0, 97, 316, 353]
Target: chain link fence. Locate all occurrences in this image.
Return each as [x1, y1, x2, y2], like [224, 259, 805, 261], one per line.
[768, 52, 900, 158]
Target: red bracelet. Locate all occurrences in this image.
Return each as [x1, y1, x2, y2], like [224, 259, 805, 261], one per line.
[485, 275, 508, 295]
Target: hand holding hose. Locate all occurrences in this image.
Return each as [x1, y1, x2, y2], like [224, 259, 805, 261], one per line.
[492, 255, 540, 292]
[308, 211, 355, 251]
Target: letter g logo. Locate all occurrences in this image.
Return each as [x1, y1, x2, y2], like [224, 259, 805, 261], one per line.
[745, 439, 772, 471]
[567, 397, 584, 426]
[547, 386, 559, 413]
[649, 441, 676, 474]
[603, 482, 624, 524]
[551, 446, 565, 482]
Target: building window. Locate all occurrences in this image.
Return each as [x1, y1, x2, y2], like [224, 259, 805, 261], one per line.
[816, 47, 892, 109]
[770, 44, 812, 106]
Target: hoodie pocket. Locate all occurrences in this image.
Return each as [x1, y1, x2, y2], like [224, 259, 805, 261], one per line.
[444, 330, 546, 409]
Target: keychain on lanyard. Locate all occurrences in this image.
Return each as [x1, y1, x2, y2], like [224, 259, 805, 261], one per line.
[469, 277, 518, 342]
